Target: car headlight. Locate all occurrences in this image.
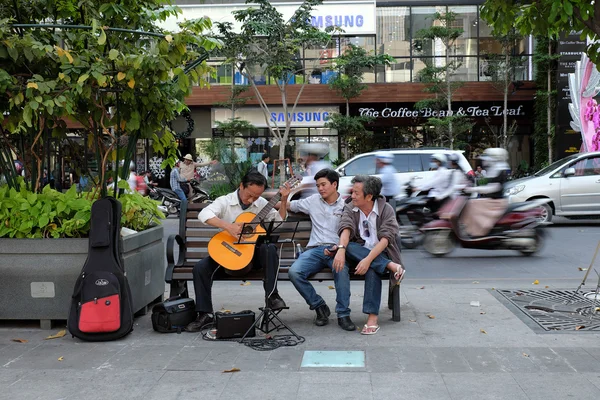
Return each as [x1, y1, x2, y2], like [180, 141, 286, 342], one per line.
[505, 185, 525, 196]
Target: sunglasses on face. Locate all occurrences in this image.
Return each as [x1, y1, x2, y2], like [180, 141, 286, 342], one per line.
[362, 220, 370, 238]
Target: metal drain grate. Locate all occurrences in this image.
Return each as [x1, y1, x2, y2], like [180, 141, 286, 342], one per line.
[495, 289, 600, 332]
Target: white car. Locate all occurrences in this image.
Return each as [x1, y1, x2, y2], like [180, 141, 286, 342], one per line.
[335, 148, 473, 197]
[505, 151, 600, 223]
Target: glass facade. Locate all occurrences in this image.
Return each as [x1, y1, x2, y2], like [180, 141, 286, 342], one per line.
[205, 4, 533, 85]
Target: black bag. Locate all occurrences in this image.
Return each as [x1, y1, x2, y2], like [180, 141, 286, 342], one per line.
[180, 182, 190, 195]
[67, 197, 135, 341]
[151, 297, 196, 334]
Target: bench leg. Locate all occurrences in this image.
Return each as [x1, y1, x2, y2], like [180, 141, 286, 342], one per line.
[169, 280, 189, 299]
[388, 281, 401, 322]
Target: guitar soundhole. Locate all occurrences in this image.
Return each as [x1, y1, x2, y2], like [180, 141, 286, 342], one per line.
[242, 225, 254, 235]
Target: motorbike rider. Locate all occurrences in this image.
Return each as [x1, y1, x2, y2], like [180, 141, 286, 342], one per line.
[459, 148, 510, 237]
[376, 152, 401, 202]
[413, 153, 450, 212]
[299, 143, 333, 198]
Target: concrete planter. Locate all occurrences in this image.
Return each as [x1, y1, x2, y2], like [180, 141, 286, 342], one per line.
[0, 225, 165, 329]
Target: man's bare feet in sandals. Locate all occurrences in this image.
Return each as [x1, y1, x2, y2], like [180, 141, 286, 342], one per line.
[386, 262, 405, 284]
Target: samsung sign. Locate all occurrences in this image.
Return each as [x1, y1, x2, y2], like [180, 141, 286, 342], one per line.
[161, 1, 376, 36]
[213, 106, 339, 128]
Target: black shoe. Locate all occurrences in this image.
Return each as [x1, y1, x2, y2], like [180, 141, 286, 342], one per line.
[338, 316, 356, 331]
[267, 293, 287, 310]
[185, 313, 213, 332]
[314, 304, 331, 326]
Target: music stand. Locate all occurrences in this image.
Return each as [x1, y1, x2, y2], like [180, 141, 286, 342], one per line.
[235, 220, 303, 343]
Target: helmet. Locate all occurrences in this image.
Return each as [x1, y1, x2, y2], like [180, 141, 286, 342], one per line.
[430, 153, 447, 165]
[299, 143, 329, 157]
[480, 148, 508, 164]
[375, 152, 394, 164]
[446, 153, 459, 167]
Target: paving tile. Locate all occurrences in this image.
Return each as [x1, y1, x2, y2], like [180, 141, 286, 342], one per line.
[2, 342, 121, 370]
[100, 344, 186, 371]
[265, 347, 304, 371]
[429, 347, 472, 373]
[366, 346, 400, 372]
[459, 347, 506, 372]
[146, 371, 231, 400]
[371, 372, 451, 400]
[442, 373, 528, 400]
[299, 371, 371, 384]
[397, 347, 437, 373]
[487, 347, 540, 373]
[165, 346, 239, 371]
[513, 373, 600, 400]
[549, 347, 600, 373]
[297, 382, 370, 400]
[525, 347, 580, 372]
[220, 371, 300, 400]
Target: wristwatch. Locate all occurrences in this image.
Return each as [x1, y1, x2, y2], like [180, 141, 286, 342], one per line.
[337, 245, 346, 249]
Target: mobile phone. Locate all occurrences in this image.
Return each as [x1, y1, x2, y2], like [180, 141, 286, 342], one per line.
[327, 245, 338, 252]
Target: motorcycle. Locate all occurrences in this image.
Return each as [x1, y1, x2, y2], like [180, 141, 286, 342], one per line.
[149, 178, 210, 217]
[421, 195, 549, 257]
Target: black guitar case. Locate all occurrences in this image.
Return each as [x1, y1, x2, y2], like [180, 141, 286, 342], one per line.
[67, 197, 134, 341]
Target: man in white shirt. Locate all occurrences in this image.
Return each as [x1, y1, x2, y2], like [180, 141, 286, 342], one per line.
[185, 171, 291, 332]
[287, 169, 355, 331]
[257, 153, 270, 185]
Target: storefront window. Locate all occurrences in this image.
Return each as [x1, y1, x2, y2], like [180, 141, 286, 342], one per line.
[448, 6, 478, 57]
[413, 57, 446, 82]
[450, 56, 478, 81]
[376, 6, 410, 57]
[411, 6, 447, 58]
[386, 58, 411, 83]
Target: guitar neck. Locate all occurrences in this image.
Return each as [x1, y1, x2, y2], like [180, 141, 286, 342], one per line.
[252, 193, 281, 223]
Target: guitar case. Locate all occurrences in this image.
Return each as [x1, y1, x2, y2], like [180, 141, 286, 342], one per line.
[67, 197, 134, 341]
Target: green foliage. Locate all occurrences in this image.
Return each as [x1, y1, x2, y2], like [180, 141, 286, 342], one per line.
[0, 1, 220, 193]
[0, 178, 162, 238]
[481, 0, 599, 67]
[328, 44, 393, 107]
[325, 113, 374, 137]
[215, 119, 257, 136]
[208, 183, 235, 200]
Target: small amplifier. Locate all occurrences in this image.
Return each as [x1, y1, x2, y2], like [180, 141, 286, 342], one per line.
[215, 310, 256, 339]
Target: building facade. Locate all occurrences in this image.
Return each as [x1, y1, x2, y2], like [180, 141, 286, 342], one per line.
[172, 0, 537, 171]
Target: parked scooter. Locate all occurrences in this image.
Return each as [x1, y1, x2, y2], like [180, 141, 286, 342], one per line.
[421, 195, 549, 257]
[148, 178, 210, 217]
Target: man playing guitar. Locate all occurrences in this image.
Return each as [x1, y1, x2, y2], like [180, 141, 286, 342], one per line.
[186, 171, 291, 332]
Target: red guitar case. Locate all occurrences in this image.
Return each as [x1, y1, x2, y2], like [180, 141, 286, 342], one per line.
[67, 197, 134, 341]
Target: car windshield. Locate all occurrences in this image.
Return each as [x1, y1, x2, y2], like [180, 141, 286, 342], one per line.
[534, 154, 580, 176]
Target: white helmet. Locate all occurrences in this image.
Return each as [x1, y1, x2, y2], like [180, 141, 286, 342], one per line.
[375, 151, 394, 164]
[480, 148, 508, 165]
[430, 153, 447, 165]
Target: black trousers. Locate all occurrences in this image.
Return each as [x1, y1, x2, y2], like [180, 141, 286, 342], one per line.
[192, 243, 280, 313]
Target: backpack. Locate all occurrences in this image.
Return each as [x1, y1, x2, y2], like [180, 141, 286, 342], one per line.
[67, 197, 134, 341]
[151, 296, 196, 334]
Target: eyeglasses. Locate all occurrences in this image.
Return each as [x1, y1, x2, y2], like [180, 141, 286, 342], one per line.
[362, 220, 370, 238]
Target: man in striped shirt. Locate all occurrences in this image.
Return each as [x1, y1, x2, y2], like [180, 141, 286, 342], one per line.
[170, 160, 187, 203]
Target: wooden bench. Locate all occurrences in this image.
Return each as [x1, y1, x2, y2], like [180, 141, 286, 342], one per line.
[165, 202, 401, 321]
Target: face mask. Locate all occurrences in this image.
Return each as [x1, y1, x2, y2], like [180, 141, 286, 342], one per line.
[429, 162, 438, 169]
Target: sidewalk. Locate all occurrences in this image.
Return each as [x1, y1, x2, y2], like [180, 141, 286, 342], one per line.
[2, 279, 600, 400]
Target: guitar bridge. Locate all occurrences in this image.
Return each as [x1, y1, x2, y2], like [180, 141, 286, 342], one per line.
[222, 241, 242, 256]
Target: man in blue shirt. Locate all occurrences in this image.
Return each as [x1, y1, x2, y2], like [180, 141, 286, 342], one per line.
[170, 160, 187, 203]
[287, 168, 356, 331]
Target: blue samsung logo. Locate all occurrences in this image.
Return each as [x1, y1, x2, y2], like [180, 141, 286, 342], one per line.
[311, 15, 364, 28]
[270, 111, 331, 123]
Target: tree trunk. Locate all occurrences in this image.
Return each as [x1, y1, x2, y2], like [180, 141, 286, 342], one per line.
[446, 50, 453, 149]
[280, 83, 288, 186]
[503, 51, 509, 149]
[547, 40, 553, 163]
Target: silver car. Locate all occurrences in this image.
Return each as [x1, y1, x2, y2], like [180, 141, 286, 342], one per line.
[505, 151, 600, 223]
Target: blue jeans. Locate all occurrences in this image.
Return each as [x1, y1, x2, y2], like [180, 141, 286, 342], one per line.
[288, 245, 351, 318]
[345, 242, 392, 316]
[173, 188, 187, 204]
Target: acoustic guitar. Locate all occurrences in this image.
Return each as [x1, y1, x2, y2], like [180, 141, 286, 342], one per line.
[207, 176, 302, 272]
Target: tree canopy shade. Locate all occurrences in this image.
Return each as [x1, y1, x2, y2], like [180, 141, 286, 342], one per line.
[0, 0, 220, 194]
[480, 0, 600, 66]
